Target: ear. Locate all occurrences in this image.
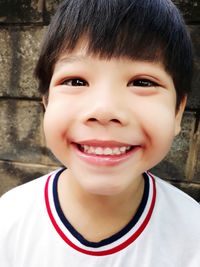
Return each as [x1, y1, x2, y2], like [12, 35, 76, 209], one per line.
[174, 96, 187, 136]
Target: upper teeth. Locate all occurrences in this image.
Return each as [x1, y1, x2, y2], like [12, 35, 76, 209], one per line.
[81, 145, 131, 155]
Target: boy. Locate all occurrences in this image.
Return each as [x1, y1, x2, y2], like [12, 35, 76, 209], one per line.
[0, 0, 200, 266]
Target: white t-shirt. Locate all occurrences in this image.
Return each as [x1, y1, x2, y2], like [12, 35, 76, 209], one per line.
[0, 168, 200, 267]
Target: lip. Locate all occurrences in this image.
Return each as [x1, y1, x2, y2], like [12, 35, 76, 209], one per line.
[75, 139, 133, 147]
[72, 141, 141, 167]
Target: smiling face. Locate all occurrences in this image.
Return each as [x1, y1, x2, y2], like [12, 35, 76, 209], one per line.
[43, 42, 186, 196]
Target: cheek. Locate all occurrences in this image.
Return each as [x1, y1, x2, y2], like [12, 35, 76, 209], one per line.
[43, 103, 73, 145]
[139, 101, 176, 155]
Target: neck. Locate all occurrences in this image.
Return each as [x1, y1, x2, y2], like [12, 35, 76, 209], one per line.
[57, 170, 145, 242]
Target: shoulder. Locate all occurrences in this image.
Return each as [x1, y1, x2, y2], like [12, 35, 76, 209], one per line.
[0, 169, 59, 223]
[151, 173, 200, 232]
[1, 172, 47, 206]
[0, 169, 60, 264]
[149, 173, 200, 262]
[154, 174, 200, 209]
[0, 168, 61, 238]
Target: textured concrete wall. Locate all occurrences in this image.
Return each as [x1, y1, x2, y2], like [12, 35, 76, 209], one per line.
[0, 0, 200, 201]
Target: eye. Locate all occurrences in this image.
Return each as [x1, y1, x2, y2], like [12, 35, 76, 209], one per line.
[61, 78, 88, 86]
[128, 79, 159, 87]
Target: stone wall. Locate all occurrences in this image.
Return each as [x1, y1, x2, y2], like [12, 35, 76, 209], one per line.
[0, 0, 200, 201]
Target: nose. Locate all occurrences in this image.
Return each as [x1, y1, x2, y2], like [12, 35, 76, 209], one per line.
[82, 88, 129, 127]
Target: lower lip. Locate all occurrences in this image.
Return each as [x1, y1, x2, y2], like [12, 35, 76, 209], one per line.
[73, 144, 141, 167]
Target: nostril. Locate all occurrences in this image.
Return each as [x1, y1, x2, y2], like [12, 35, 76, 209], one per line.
[111, 119, 120, 123]
[88, 118, 97, 122]
[88, 118, 120, 124]
[87, 118, 121, 124]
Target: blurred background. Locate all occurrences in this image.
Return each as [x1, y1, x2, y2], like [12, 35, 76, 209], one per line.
[0, 0, 199, 201]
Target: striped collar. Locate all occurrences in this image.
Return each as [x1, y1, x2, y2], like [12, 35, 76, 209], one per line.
[45, 169, 156, 256]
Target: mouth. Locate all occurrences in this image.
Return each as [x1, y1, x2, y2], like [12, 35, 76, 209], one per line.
[72, 141, 141, 166]
[77, 144, 133, 156]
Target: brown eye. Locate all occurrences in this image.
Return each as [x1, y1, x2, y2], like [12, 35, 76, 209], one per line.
[128, 79, 158, 87]
[61, 78, 88, 86]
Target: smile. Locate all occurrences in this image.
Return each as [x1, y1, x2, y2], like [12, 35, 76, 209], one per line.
[78, 145, 132, 156]
[72, 140, 142, 166]
[72, 140, 141, 167]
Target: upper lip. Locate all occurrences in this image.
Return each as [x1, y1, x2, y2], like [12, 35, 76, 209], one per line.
[74, 140, 135, 147]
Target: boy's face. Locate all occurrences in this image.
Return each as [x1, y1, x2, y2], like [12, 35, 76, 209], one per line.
[43, 41, 186, 196]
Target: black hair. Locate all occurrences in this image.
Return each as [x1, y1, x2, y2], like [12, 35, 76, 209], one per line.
[35, 0, 194, 108]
